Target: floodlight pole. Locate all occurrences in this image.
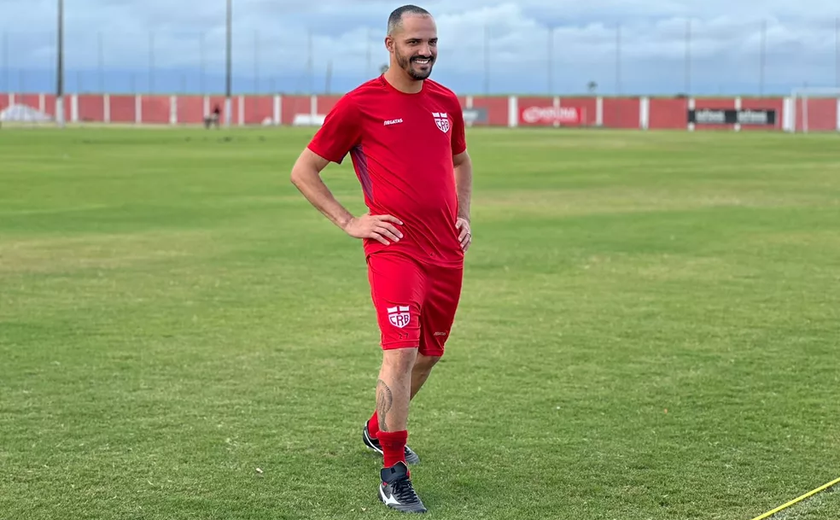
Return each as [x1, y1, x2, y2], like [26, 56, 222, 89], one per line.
[483, 22, 489, 95]
[547, 25, 554, 95]
[685, 19, 691, 95]
[56, 0, 65, 127]
[615, 22, 621, 96]
[759, 20, 766, 96]
[225, 0, 232, 127]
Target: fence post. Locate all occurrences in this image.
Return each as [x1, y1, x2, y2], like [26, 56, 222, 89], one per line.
[596, 96, 603, 127]
[836, 98, 840, 131]
[687, 97, 695, 131]
[170, 95, 178, 125]
[508, 96, 518, 128]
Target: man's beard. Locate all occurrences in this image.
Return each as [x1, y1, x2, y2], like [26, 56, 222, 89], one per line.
[396, 48, 435, 80]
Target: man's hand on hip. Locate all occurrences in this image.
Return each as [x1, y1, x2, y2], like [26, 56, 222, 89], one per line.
[343, 213, 404, 246]
[455, 217, 471, 252]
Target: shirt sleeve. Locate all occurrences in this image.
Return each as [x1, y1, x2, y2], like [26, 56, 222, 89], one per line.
[450, 97, 467, 156]
[307, 95, 361, 164]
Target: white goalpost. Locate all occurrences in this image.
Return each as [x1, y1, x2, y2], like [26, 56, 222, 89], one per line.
[0, 98, 55, 128]
[788, 87, 840, 133]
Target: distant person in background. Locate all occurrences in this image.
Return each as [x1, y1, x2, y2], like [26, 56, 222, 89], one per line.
[204, 105, 220, 129]
[289, 4, 473, 514]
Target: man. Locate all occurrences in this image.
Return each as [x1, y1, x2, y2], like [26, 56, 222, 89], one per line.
[204, 104, 221, 129]
[289, 4, 473, 514]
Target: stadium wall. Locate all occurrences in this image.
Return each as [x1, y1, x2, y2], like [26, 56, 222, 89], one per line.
[1, 93, 838, 132]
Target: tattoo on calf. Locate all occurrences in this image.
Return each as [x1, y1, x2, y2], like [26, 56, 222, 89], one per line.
[376, 378, 393, 432]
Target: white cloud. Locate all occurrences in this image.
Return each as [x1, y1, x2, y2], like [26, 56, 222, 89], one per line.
[0, 0, 838, 95]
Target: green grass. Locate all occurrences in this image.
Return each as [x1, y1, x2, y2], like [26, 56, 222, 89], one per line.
[1, 126, 839, 520]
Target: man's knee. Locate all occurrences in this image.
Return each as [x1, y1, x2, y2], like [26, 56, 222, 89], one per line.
[414, 353, 442, 374]
[382, 347, 418, 374]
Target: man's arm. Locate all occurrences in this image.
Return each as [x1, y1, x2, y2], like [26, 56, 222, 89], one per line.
[290, 148, 355, 230]
[290, 148, 403, 245]
[453, 150, 472, 221]
[453, 150, 473, 251]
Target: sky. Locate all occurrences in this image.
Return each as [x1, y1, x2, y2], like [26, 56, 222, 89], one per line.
[1, 0, 838, 96]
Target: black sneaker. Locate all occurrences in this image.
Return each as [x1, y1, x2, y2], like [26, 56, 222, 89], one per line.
[378, 461, 427, 513]
[363, 422, 420, 464]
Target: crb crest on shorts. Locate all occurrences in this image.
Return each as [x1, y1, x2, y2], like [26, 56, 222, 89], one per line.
[432, 112, 450, 133]
[387, 305, 411, 328]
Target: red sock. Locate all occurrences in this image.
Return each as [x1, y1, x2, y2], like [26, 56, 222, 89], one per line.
[378, 430, 408, 470]
[367, 411, 380, 439]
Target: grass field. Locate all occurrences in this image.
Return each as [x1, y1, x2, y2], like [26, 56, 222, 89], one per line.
[1, 126, 839, 520]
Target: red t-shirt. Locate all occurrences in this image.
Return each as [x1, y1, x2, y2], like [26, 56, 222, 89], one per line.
[307, 75, 467, 268]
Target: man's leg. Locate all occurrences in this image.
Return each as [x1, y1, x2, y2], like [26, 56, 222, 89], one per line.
[375, 347, 417, 469]
[375, 346, 427, 514]
[410, 353, 441, 400]
[364, 252, 425, 460]
[367, 261, 461, 447]
[365, 353, 438, 462]
[365, 253, 429, 513]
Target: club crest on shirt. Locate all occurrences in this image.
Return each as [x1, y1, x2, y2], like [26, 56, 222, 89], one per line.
[432, 112, 450, 133]
[387, 305, 411, 328]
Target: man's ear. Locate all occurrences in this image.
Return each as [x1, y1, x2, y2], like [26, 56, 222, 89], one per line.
[384, 36, 394, 52]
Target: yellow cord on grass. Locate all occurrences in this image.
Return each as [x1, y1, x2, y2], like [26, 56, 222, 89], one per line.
[749, 476, 840, 520]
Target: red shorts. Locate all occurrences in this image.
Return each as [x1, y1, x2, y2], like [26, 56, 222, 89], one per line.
[366, 252, 463, 357]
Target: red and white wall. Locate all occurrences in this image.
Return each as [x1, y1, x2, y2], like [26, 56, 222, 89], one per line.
[1, 92, 838, 132]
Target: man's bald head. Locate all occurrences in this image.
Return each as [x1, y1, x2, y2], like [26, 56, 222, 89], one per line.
[384, 4, 438, 84]
[387, 4, 432, 35]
